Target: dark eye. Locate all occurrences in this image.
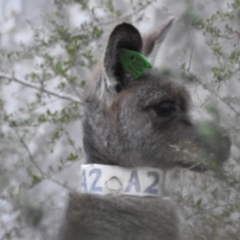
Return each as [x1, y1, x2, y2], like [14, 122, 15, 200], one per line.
[153, 101, 176, 117]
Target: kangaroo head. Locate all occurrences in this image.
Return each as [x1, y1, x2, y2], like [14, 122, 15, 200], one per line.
[83, 20, 231, 171]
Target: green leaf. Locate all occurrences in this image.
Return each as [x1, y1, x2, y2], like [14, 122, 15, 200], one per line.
[107, 0, 114, 13]
[67, 153, 78, 161]
[38, 114, 46, 123]
[31, 175, 41, 187]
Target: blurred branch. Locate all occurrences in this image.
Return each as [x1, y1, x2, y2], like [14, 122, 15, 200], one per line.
[0, 72, 82, 105]
[183, 69, 240, 116]
[100, 0, 157, 25]
[51, 179, 74, 191]
[15, 130, 44, 177]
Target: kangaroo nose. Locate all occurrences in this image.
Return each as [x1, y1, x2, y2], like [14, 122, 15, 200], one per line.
[218, 132, 231, 163]
[197, 122, 231, 166]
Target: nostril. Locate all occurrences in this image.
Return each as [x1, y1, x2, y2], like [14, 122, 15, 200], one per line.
[196, 122, 231, 165]
[222, 133, 231, 148]
[219, 133, 232, 162]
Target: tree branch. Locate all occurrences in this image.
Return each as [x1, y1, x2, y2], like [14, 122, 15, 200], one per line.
[183, 69, 240, 116]
[0, 72, 83, 104]
[100, 0, 156, 25]
[15, 130, 44, 177]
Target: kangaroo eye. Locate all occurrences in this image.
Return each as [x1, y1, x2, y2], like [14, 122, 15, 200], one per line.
[153, 101, 176, 117]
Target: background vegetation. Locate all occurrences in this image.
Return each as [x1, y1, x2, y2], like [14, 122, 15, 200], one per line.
[0, 0, 239, 239]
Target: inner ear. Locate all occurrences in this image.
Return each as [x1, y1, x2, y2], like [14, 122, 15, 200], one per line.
[104, 23, 142, 92]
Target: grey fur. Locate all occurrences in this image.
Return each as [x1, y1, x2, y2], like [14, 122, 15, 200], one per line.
[59, 20, 231, 240]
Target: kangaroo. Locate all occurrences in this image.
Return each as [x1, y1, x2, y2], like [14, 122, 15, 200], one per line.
[58, 20, 231, 240]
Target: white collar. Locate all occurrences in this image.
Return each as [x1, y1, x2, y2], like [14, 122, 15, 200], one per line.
[80, 164, 164, 197]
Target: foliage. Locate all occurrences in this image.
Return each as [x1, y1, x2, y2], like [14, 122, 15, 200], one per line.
[0, 0, 239, 239]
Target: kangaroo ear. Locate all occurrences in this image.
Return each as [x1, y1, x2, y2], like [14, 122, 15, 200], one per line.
[142, 19, 173, 65]
[103, 23, 142, 94]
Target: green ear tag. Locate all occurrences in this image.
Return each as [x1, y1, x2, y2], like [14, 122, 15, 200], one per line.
[120, 48, 152, 79]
